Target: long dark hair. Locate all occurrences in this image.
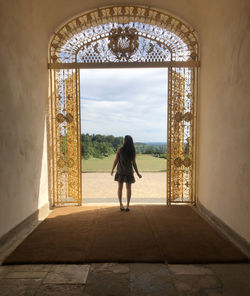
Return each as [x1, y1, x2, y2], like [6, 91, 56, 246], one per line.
[121, 135, 136, 161]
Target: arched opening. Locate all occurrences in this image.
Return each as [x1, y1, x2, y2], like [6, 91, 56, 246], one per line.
[48, 5, 199, 206]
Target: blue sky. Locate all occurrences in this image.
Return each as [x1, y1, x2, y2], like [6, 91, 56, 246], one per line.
[80, 68, 168, 143]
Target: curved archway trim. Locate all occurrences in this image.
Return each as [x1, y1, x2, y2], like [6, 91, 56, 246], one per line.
[48, 5, 199, 206]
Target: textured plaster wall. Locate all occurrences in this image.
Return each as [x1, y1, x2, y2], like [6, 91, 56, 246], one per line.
[0, 0, 50, 238]
[196, 0, 250, 242]
[0, 0, 249, 242]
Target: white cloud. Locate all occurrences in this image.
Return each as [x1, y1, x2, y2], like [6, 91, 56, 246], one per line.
[80, 68, 168, 142]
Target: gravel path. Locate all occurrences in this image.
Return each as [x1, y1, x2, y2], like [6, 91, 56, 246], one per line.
[82, 172, 166, 199]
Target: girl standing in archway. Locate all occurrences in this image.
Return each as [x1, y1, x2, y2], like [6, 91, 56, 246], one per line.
[111, 135, 142, 211]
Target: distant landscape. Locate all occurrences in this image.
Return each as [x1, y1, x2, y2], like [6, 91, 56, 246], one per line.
[81, 134, 167, 172]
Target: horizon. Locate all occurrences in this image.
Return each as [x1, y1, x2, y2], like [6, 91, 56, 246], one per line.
[80, 132, 166, 144]
[80, 68, 168, 143]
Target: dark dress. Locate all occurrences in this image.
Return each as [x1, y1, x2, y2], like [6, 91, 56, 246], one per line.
[114, 149, 135, 183]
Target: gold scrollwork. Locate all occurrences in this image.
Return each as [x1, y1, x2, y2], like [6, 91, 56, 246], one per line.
[56, 113, 65, 123]
[57, 158, 65, 168]
[56, 113, 74, 124]
[65, 113, 74, 123]
[183, 112, 192, 122]
[174, 112, 183, 122]
[49, 6, 199, 64]
[56, 157, 75, 169]
[183, 157, 192, 167]
[174, 157, 192, 168]
[174, 111, 193, 123]
[52, 55, 58, 62]
[108, 26, 139, 61]
[174, 157, 183, 167]
[67, 158, 74, 168]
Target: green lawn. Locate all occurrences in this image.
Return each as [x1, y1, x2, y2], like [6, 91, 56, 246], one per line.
[82, 154, 166, 172]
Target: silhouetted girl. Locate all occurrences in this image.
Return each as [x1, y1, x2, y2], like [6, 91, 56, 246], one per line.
[111, 135, 142, 211]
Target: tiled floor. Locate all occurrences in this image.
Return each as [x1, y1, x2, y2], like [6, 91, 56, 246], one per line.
[0, 262, 250, 295]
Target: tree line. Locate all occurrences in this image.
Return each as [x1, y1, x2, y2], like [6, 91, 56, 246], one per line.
[135, 143, 166, 157]
[81, 134, 123, 159]
[81, 134, 167, 159]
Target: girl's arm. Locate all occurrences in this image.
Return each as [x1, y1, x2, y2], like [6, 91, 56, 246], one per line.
[132, 159, 142, 178]
[111, 149, 120, 175]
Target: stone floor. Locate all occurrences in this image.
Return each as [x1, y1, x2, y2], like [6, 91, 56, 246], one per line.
[1, 209, 250, 296]
[0, 262, 250, 295]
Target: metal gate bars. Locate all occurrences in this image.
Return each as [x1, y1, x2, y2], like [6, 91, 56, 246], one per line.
[48, 5, 199, 206]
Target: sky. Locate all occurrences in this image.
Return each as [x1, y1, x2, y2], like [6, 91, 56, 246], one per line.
[80, 68, 168, 143]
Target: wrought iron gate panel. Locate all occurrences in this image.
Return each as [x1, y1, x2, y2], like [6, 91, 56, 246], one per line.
[48, 5, 199, 206]
[50, 69, 81, 205]
[50, 6, 199, 65]
[167, 67, 195, 204]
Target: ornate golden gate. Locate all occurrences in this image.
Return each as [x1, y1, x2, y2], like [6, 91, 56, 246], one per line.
[48, 5, 199, 206]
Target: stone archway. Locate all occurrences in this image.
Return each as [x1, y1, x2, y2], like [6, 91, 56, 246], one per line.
[48, 5, 199, 206]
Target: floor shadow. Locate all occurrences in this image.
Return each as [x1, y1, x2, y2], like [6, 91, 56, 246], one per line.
[3, 205, 248, 265]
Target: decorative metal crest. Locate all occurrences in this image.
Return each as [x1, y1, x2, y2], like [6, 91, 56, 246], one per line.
[108, 26, 139, 61]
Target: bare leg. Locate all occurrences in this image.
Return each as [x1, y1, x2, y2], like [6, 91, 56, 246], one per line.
[118, 182, 124, 207]
[126, 183, 131, 209]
